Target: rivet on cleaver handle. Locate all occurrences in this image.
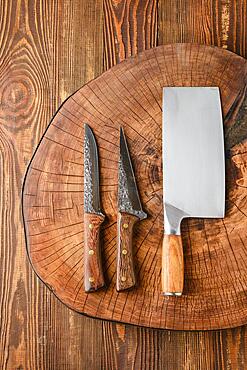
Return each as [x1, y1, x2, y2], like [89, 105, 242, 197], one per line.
[84, 124, 105, 293]
[116, 128, 147, 292]
[162, 87, 225, 296]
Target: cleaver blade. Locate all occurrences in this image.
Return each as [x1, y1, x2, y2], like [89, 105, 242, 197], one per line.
[162, 87, 225, 296]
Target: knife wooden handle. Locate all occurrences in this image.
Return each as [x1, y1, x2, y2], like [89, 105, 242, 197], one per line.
[162, 234, 184, 296]
[84, 213, 105, 293]
[116, 212, 139, 291]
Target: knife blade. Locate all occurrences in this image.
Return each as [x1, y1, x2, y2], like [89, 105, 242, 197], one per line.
[84, 124, 105, 293]
[116, 127, 147, 291]
[162, 87, 225, 296]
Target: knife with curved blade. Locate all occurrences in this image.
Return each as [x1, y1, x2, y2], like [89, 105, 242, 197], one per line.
[116, 128, 147, 291]
[84, 124, 105, 293]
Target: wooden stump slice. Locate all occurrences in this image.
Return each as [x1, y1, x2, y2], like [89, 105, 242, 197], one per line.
[22, 44, 247, 330]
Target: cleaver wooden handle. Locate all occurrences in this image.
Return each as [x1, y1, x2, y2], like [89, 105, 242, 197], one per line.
[162, 234, 184, 296]
[84, 213, 105, 293]
[116, 212, 139, 292]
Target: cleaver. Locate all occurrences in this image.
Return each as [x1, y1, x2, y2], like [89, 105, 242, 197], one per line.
[162, 87, 225, 296]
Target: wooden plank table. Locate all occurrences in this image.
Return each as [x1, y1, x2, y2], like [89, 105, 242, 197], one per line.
[0, 1, 247, 369]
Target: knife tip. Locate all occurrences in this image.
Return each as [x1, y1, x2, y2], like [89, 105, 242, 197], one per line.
[85, 123, 95, 139]
[120, 126, 128, 144]
[84, 122, 90, 131]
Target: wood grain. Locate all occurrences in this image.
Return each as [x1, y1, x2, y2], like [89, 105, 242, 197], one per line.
[1, 0, 247, 369]
[162, 234, 184, 295]
[0, 1, 105, 369]
[103, 0, 158, 68]
[84, 213, 105, 292]
[116, 212, 139, 292]
[22, 43, 247, 330]
[159, 0, 247, 58]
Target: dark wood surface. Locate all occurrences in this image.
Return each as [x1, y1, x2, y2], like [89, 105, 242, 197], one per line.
[22, 43, 247, 330]
[1, 0, 247, 368]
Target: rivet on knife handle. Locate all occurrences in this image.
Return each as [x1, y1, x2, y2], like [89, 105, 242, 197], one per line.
[116, 212, 139, 291]
[84, 213, 105, 292]
[84, 124, 105, 293]
[116, 127, 147, 292]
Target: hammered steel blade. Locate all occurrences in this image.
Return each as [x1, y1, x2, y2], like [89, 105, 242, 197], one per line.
[84, 124, 102, 215]
[118, 127, 147, 220]
[163, 87, 225, 235]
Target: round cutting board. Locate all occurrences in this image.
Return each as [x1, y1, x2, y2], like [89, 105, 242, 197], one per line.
[22, 44, 247, 330]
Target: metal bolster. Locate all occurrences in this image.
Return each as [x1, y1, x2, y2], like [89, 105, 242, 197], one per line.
[164, 203, 188, 235]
